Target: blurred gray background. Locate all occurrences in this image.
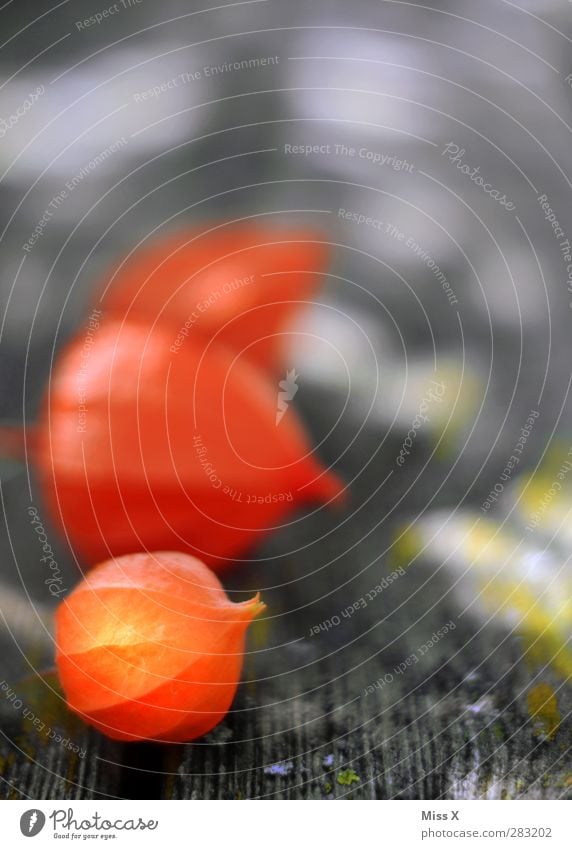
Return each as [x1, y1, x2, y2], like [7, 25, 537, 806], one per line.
[2, 0, 571, 576]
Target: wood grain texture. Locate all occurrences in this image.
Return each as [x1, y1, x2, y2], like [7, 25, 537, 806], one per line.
[0, 413, 570, 799]
[0, 673, 123, 799]
[159, 544, 572, 800]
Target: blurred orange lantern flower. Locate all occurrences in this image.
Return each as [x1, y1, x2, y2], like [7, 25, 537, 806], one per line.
[95, 224, 329, 371]
[33, 318, 343, 567]
[56, 552, 265, 742]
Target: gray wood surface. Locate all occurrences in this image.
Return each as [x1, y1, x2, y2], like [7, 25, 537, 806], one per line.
[1, 442, 570, 799]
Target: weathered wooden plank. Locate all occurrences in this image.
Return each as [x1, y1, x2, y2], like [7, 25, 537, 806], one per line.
[1, 406, 570, 799]
[2, 434, 571, 798]
[161, 490, 572, 800]
[163, 664, 571, 800]
[0, 517, 125, 799]
[0, 671, 124, 799]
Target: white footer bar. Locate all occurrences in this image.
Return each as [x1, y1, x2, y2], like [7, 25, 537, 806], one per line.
[3, 799, 570, 848]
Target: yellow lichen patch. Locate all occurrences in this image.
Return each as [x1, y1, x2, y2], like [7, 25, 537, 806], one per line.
[395, 509, 572, 681]
[513, 441, 572, 535]
[479, 577, 572, 679]
[527, 683, 561, 741]
[525, 636, 572, 681]
[337, 769, 360, 786]
[461, 520, 516, 565]
[392, 524, 425, 568]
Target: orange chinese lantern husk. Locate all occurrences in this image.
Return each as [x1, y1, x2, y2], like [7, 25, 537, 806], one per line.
[55, 552, 265, 742]
[34, 319, 344, 567]
[96, 224, 329, 370]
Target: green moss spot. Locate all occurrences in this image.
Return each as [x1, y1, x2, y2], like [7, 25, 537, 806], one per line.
[337, 769, 360, 786]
